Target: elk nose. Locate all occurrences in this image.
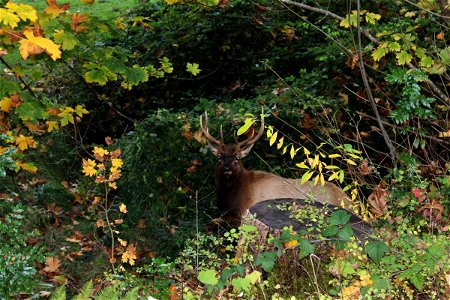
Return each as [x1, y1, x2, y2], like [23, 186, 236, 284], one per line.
[223, 165, 231, 171]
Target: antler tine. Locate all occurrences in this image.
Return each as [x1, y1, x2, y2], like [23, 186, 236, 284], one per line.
[220, 125, 224, 143]
[200, 111, 222, 146]
[238, 115, 265, 147]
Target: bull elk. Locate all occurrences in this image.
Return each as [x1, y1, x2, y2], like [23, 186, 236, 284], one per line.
[200, 112, 352, 224]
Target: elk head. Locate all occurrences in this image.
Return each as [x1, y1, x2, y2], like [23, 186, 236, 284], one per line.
[200, 111, 264, 179]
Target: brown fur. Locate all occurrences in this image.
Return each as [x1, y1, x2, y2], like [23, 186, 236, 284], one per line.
[200, 113, 351, 224]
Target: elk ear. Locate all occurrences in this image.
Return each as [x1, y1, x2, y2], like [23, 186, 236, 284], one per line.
[239, 143, 255, 158]
[206, 141, 220, 157]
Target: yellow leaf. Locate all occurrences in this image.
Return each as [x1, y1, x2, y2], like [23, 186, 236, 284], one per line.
[93, 146, 109, 158]
[82, 158, 97, 176]
[346, 159, 357, 166]
[313, 174, 320, 185]
[266, 125, 274, 138]
[328, 171, 339, 181]
[295, 162, 309, 169]
[320, 173, 325, 186]
[0, 8, 20, 28]
[19, 30, 62, 61]
[269, 131, 278, 146]
[15, 135, 37, 150]
[46, 121, 59, 132]
[283, 239, 298, 248]
[277, 136, 284, 149]
[16, 161, 38, 172]
[122, 244, 137, 265]
[328, 153, 341, 159]
[438, 130, 450, 138]
[311, 155, 319, 169]
[0, 97, 12, 112]
[5, 2, 38, 22]
[282, 145, 287, 155]
[301, 171, 314, 184]
[119, 203, 127, 213]
[290, 145, 297, 159]
[111, 158, 123, 169]
[108, 182, 117, 189]
[117, 238, 127, 246]
[303, 147, 310, 156]
[75, 105, 89, 117]
[347, 153, 361, 159]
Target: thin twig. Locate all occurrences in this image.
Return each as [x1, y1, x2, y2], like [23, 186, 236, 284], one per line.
[356, 0, 396, 161]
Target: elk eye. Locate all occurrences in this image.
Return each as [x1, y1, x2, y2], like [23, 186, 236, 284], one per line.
[235, 156, 240, 160]
[217, 155, 221, 160]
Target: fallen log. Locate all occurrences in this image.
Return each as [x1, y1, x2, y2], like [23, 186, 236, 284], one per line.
[243, 198, 372, 243]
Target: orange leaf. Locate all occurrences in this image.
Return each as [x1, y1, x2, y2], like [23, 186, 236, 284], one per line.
[44, 0, 70, 18]
[436, 32, 445, 40]
[15, 134, 37, 150]
[121, 244, 137, 265]
[19, 30, 62, 61]
[0, 97, 12, 112]
[71, 13, 88, 32]
[96, 218, 105, 227]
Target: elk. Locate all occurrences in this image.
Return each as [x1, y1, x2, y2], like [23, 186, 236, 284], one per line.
[200, 112, 352, 224]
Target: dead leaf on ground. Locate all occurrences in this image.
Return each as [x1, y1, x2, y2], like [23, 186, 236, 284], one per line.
[44, 256, 61, 273]
[368, 185, 388, 218]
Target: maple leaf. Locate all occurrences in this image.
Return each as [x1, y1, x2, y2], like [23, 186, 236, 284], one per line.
[119, 203, 127, 213]
[108, 182, 117, 189]
[121, 244, 137, 265]
[0, 8, 21, 28]
[5, 2, 38, 23]
[53, 30, 78, 51]
[19, 30, 62, 61]
[93, 146, 108, 160]
[81, 0, 95, 4]
[16, 161, 38, 172]
[96, 219, 105, 227]
[396, 50, 412, 65]
[75, 105, 89, 117]
[82, 158, 97, 176]
[44, 0, 70, 18]
[15, 134, 37, 150]
[46, 120, 59, 132]
[58, 109, 75, 126]
[44, 256, 61, 273]
[71, 13, 88, 32]
[111, 158, 123, 169]
[0, 97, 12, 112]
[186, 62, 201, 76]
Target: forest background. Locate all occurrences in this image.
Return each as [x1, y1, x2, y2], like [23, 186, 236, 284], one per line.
[0, 0, 449, 299]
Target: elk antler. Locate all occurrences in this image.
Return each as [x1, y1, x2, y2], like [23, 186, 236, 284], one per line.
[200, 111, 223, 146]
[237, 115, 265, 147]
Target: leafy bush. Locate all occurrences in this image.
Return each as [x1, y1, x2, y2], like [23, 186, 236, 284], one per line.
[0, 201, 46, 297]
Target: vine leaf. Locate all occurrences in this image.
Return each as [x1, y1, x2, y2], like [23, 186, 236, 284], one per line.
[198, 269, 218, 285]
[365, 241, 389, 263]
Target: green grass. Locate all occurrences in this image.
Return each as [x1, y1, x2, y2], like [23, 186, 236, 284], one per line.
[21, 0, 138, 20]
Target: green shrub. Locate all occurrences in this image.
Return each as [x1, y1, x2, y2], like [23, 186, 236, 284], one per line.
[0, 202, 46, 298]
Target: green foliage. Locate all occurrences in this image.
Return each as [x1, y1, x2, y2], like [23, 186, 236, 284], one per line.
[385, 68, 435, 124]
[0, 202, 45, 298]
[50, 281, 140, 300]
